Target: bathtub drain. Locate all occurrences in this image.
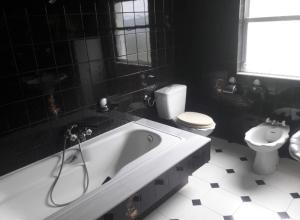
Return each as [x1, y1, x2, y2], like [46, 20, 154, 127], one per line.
[147, 135, 153, 142]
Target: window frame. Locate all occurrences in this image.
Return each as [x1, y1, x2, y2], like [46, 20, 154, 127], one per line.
[112, 1, 151, 67]
[237, 0, 300, 80]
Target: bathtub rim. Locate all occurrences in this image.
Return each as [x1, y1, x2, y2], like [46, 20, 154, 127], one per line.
[0, 121, 182, 182]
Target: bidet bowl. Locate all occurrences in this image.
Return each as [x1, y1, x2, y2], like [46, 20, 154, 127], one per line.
[245, 124, 290, 151]
[245, 123, 290, 175]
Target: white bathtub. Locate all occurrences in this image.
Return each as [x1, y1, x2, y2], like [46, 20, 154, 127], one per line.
[0, 119, 210, 220]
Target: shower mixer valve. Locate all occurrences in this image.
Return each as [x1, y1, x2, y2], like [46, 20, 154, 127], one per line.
[80, 128, 93, 141]
[65, 124, 93, 142]
[66, 124, 79, 142]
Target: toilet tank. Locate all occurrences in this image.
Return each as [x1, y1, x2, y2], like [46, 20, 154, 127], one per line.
[155, 84, 187, 120]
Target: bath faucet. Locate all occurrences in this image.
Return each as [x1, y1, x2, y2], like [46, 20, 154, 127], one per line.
[66, 124, 79, 142]
[65, 124, 93, 142]
[79, 128, 93, 141]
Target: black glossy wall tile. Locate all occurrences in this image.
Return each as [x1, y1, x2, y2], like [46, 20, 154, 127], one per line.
[15, 45, 36, 72]
[0, 46, 16, 77]
[83, 14, 98, 37]
[27, 97, 48, 123]
[7, 101, 29, 129]
[30, 15, 50, 44]
[35, 43, 55, 68]
[6, 12, 31, 45]
[71, 39, 89, 63]
[0, 0, 177, 176]
[48, 15, 68, 41]
[58, 65, 80, 89]
[65, 14, 84, 39]
[0, 76, 23, 104]
[54, 41, 72, 66]
[100, 34, 115, 58]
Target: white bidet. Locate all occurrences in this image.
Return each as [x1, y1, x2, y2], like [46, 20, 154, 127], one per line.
[245, 123, 290, 175]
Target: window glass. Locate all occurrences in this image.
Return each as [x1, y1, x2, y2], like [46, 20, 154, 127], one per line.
[245, 20, 300, 77]
[249, 0, 300, 18]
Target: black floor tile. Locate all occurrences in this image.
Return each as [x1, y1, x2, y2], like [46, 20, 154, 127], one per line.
[241, 196, 251, 202]
[223, 216, 234, 220]
[240, 157, 248, 161]
[226, 169, 235, 174]
[255, 180, 266, 185]
[210, 183, 220, 188]
[290, 192, 300, 199]
[277, 212, 290, 219]
[192, 199, 201, 206]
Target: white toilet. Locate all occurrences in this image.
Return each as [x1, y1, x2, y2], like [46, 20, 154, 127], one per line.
[155, 84, 216, 136]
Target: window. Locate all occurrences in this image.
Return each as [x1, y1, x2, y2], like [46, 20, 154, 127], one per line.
[238, 0, 300, 80]
[113, 0, 151, 66]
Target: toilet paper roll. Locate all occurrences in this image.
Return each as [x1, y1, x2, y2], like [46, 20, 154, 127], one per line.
[222, 85, 237, 94]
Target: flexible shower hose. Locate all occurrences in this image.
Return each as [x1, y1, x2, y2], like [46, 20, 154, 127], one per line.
[49, 137, 90, 207]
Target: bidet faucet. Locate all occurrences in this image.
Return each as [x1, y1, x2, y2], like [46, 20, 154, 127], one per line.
[265, 118, 286, 127]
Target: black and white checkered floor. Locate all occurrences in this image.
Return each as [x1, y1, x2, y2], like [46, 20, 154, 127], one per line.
[144, 137, 300, 220]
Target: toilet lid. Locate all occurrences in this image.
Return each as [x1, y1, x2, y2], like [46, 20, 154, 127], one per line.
[177, 112, 214, 128]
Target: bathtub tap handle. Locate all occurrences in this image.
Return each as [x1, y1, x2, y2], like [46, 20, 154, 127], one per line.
[85, 128, 92, 136]
[66, 124, 79, 142]
[99, 97, 109, 112]
[69, 134, 78, 142]
[80, 128, 93, 141]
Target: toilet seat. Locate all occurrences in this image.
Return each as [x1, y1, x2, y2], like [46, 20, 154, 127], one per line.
[175, 112, 215, 136]
[176, 112, 215, 129]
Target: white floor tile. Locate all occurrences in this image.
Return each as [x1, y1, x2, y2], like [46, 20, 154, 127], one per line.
[211, 136, 253, 154]
[201, 188, 242, 216]
[219, 173, 258, 197]
[192, 162, 227, 183]
[146, 137, 300, 220]
[233, 203, 281, 220]
[277, 158, 300, 179]
[264, 170, 300, 193]
[179, 176, 211, 200]
[183, 206, 223, 220]
[288, 199, 300, 220]
[248, 185, 292, 212]
[233, 159, 268, 180]
[209, 150, 242, 169]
